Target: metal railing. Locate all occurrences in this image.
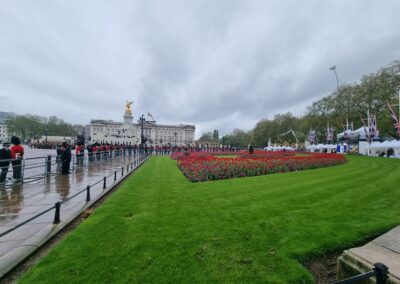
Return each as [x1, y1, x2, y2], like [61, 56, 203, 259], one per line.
[0, 153, 151, 238]
[0, 148, 147, 185]
[333, 262, 389, 284]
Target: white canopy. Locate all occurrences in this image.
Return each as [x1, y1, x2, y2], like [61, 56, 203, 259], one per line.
[306, 144, 337, 151]
[369, 140, 400, 149]
[264, 146, 295, 151]
[337, 127, 366, 140]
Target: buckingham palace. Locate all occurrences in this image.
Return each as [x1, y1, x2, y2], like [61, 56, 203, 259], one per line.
[88, 103, 195, 146]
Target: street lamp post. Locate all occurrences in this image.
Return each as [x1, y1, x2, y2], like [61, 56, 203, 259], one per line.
[329, 65, 339, 89]
[139, 114, 145, 146]
[174, 132, 177, 147]
[45, 125, 49, 144]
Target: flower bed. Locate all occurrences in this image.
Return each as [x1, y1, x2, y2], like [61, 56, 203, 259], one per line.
[172, 151, 346, 182]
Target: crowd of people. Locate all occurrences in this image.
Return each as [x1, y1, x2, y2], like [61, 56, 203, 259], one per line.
[1, 137, 244, 183]
[28, 141, 58, 150]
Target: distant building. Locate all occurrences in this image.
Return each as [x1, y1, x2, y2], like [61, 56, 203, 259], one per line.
[0, 111, 16, 144]
[84, 124, 91, 141]
[0, 111, 16, 124]
[88, 104, 195, 146]
[0, 125, 8, 144]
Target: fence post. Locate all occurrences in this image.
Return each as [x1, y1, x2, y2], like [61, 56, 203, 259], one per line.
[56, 154, 61, 172]
[121, 166, 124, 176]
[103, 176, 106, 189]
[374, 263, 389, 284]
[127, 164, 129, 172]
[72, 155, 75, 170]
[20, 158, 25, 183]
[86, 185, 91, 201]
[46, 155, 52, 176]
[114, 171, 117, 181]
[53, 202, 61, 224]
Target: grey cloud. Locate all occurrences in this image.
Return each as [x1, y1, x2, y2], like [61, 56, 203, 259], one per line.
[1, 0, 400, 136]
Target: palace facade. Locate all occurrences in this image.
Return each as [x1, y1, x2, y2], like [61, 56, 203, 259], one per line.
[88, 106, 195, 146]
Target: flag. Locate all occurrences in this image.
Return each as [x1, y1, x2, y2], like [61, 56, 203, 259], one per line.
[308, 130, 316, 145]
[387, 101, 400, 136]
[361, 114, 378, 142]
[326, 127, 333, 144]
[147, 112, 154, 120]
[361, 116, 369, 141]
[369, 115, 378, 139]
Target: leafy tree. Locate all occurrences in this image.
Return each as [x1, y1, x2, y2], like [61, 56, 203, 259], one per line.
[212, 129, 219, 140]
[6, 115, 43, 141]
[6, 115, 80, 141]
[197, 132, 213, 143]
[301, 60, 400, 140]
[252, 113, 302, 147]
[221, 129, 251, 147]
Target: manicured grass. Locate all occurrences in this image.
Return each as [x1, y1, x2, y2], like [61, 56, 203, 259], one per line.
[295, 153, 310, 157]
[213, 154, 239, 158]
[19, 156, 400, 283]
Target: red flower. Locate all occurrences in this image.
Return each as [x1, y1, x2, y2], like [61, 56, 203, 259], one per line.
[171, 151, 346, 182]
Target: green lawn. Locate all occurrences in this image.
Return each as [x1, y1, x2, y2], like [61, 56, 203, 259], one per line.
[213, 154, 239, 158]
[295, 153, 310, 157]
[19, 156, 400, 283]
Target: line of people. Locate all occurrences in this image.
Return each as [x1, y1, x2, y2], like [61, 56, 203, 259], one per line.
[56, 141, 146, 174]
[0, 136, 25, 183]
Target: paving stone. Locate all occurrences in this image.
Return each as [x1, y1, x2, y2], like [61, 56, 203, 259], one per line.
[337, 226, 400, 283]
[0, 153, 148, 277]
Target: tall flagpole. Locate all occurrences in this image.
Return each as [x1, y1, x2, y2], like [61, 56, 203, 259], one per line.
[367, 109, 370, 156]
[367, 109, 370, 143]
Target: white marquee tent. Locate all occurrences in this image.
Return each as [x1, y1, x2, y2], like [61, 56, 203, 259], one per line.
[306, 144, 337, 152]
[263, 146, 295, 151]
[359, 140, 400, 157]
[337, 126, 374, 142]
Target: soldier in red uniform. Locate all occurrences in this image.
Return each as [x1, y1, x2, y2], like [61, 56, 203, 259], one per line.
[10, 136, 24, 181]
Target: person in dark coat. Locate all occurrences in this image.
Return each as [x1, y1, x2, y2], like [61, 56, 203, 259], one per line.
[60, 142, 72, 174]
[0, 142, 12, 182]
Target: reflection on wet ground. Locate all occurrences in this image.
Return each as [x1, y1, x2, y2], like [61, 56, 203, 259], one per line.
[0, 147, 131, 186]
[55, 174, 70, 201]
[0, 151, 144, 227]
[0, 185, 23, 222]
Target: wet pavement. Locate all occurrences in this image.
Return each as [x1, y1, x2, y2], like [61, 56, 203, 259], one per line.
[0, 150, 149, 278]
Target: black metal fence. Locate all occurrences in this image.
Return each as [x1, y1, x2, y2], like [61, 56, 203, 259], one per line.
[0, 148, 146, 185]
[0, 153, 150, 238]
[333, 262, 389, 284]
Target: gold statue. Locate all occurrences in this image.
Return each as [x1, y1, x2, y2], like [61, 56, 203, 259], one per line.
[125, 101, 133, 115]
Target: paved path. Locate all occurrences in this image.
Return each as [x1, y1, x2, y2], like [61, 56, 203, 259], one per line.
[0, 152, 149, 278]
[337, 226, 400, 283]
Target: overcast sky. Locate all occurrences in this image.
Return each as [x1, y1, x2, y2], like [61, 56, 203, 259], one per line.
[1, 1, 400, 137]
